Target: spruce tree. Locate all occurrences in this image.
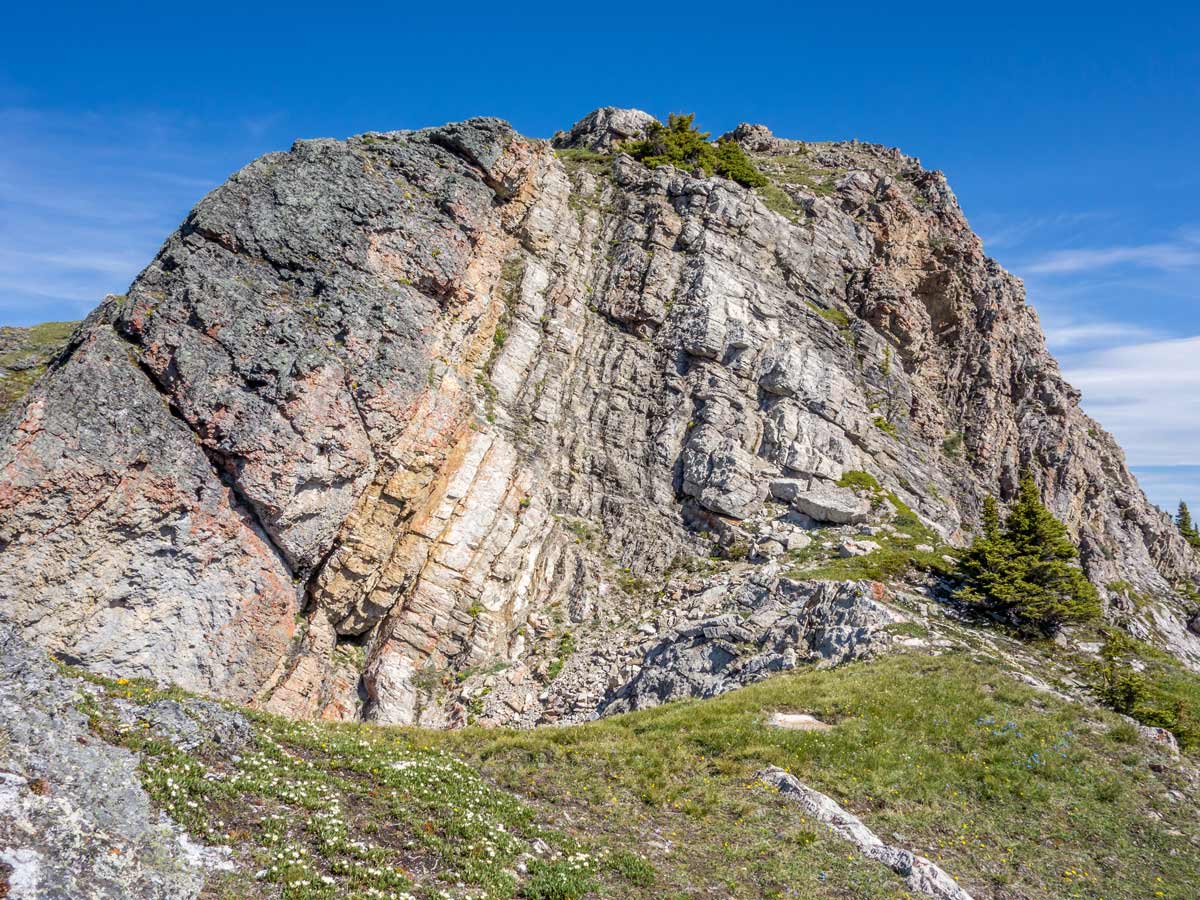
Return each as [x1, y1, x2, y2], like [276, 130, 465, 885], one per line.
[956, 471, 1101, 636]
[956, 497, 1016, 606]
[1177, 501, 1200, 547]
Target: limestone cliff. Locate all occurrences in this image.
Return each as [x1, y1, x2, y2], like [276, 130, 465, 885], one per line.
[1, 108, 1196, 726]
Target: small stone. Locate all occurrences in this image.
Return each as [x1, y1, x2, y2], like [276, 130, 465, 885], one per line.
[786, 532, 813, 551]
[838, 539, 880, 558]
[756, 539, 786, 558]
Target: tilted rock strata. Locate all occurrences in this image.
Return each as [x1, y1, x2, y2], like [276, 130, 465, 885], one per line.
[1, 109, 1197, 726]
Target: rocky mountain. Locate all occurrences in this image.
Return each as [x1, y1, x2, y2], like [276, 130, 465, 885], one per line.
[1, 107, 1197, 736]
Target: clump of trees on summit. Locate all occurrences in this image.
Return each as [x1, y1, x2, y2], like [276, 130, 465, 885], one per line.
[956, 471, 1101, 636]
[625, 113, 768, 189]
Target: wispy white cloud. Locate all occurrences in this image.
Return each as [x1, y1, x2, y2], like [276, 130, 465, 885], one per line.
[0, 105, 268, 324]
[1041, 317, 1158, 351]
[1028, 230, 1200, 274]
[0, 248, 148, 275]
[977, 211, 1109, 251]
[1062, 335, 1200, 467]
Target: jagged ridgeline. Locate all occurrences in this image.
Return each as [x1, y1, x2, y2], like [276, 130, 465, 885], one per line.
[1, 106, 1197, 733]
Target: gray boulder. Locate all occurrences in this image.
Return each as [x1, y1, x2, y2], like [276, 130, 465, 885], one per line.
[792, 483, 873, 525]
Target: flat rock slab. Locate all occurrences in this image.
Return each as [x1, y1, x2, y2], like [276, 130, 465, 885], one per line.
[792, 483, 872, 525]
[759, 766, 974, 900]
[767, 712, 832, 730]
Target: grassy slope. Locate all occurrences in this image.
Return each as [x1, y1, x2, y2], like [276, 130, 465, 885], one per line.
[432, 652, 1198, 900]
[0, 320, 78, 415]
[78, 646, 1199, 900]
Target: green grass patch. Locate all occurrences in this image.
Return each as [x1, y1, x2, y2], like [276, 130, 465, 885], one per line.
[873, 416, 898, 437]
[555, 148, 614, 177]
[753, 154, 840, 197]
[66, 647, 1199, 899]
[432, 652, 1200, 900]
[544, 632, 576, 683]
[72, 670, 624, 900]
[755, 181, 801, 222]
[797, 539, 955, 583]
[806, 301, 850, 328]
[882, 621, 930, 639]
[1081, 628, 1200, 751]
[0, 320, 78, 415]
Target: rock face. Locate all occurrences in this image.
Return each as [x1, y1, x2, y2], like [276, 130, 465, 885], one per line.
[551, 106, 655, 151]
[1, 109, 1197, 726]
[0, 623, 221, 899]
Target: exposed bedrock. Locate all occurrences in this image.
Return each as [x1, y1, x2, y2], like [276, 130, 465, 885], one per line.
[1, 109, 1196, 726]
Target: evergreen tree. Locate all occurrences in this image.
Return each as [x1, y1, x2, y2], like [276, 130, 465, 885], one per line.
[956, 471, 1101, 637]
[1177, 501, 1200, 548]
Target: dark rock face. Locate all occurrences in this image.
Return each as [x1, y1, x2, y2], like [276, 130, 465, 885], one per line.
[1, 109, 1196, 726]
[0, 308, 301, 701]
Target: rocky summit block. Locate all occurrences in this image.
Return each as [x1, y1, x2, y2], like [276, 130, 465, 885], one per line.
[1, 108, 1197, 729]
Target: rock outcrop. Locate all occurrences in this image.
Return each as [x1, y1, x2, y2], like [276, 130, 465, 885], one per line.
[602, 579, 904, 714]
[0, 623, 228, 899]
[1, 109, 1197, 727]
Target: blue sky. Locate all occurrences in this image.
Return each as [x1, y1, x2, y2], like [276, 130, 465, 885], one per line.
[2, 2, 1197, 511]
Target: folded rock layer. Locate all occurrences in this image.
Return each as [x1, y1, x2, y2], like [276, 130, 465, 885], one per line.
[1, 108, 1196, 724]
